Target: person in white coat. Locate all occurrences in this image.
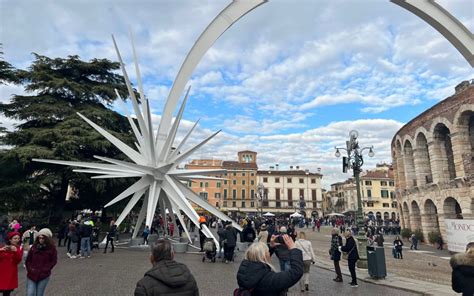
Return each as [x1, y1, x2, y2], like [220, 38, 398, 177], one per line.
[295, 231, 316, 292]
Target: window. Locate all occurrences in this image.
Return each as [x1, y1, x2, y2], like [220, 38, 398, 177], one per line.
[224, 180, 227, 185]
[242, 201, 246, 208]
[311, 178, 316, 184]
[299, 178, 304, 184]
[187, 181, 192, 187]
[233, 172, 236, 176]
[251, 173, 254, 176]
[232, 180, 236, 185]
[365, 181, 372, 186]
[250, 180, 254, 185]
[367, 189, 372, 197]
[250, 189, 255, 199]
[263, 177, 268, 183]
[200, 182, 203, 188]
[381, 181, 387, 186]
[299, 189, 304, 199]
[383, 203, 390, 208]
[390, 191, 395, 199]
[381, 190, 389, 198]
[217, 182, 221, 188]
[232, 201, 236, 207]
[287, 178, 292, 183]
[263, 200, 269, 207]
[216, 202, 219, 207]
[287, 189, 293, 207]
[312, 190, 316, 201]
[215, 193, 220, 199]
[276, 201, 281, 208]
[242, 172, 246, 176]
[205, 182, 209, 188]
[224, 173, 227, 176]
[389, 181, 395, 186]
[275, 177, 280, 183]
[199, 192, 208, 201]
[223, 201, 227, 207]
[242, 179, 246, 185]
[232, 190, 236, 199]
[276, 189, 280, 200]
[241, 189, 246, 199]
[251, 201, 255, 207]
[367, 202, 374, 207]
[223, 189, 227, 199]
[392, 202, 397, 208]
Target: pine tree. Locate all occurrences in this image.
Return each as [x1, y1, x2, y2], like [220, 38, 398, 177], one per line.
[0, 54, 137, 222]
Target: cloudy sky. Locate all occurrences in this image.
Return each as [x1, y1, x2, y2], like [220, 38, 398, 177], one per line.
[1, 0, 473, 189]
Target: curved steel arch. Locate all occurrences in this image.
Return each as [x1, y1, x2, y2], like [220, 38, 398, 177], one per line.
[391, 0, 474, 67]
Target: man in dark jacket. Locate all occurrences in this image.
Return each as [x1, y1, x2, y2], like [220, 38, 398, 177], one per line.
[223, 222, 238, 263]
[340, 231, 359, 287]
[450, 242, 474, 296]
[135, 239, 199, 296]
[241, 222, 256, 243]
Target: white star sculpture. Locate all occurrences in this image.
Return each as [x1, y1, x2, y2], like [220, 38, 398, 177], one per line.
[33, 0, 267, 246]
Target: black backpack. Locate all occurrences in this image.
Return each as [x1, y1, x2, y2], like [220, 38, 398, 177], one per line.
[233, 288, 254, 296]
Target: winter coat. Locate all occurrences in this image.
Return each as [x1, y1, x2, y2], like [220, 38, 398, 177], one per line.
[79, 224, 93, 238]
[295, 239, 315, 262]
[25, 244, 57, 282]
[68, 224, 79, 243]
[134, 260, 199, 296]
[241, 226, 256, 243]
[272, 233, 290, 261]
[341, 236, 359, 261]
[330, 234, 342, 261]
[450, 252, 474, 296]
[223, 226, 238, 247]
[0, 245, 22, 290]
[237, 248, 304, 296]
[393, 239, 403, 251]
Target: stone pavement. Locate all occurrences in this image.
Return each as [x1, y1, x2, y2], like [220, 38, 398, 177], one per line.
[12, 245, 419, 296]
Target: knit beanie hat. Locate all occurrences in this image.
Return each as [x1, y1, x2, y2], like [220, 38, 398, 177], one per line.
[7, 231, 21, 241]
[38, 228, 53, 238]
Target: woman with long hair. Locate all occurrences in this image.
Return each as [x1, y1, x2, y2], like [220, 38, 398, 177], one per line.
[0, 232, 22, 296]
[236, 235, 303, 295]
[25, 228, 57, 296]
[295, 231, 315, 292]
[329, 228, 343, 282]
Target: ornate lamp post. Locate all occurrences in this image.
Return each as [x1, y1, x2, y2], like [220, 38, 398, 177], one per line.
[257, 183, 265, 218]
[335, 130, 374, 269]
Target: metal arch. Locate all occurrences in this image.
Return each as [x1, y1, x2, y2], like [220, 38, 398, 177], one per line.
[391, 0, 474, 67]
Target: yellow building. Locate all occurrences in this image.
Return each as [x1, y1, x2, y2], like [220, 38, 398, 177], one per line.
[184, 159, 223, 208]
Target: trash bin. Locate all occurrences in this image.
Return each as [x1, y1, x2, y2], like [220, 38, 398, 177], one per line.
[367, 246, 387, 279]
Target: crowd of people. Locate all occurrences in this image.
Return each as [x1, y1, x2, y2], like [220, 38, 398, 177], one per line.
[1, 214, 473, 295]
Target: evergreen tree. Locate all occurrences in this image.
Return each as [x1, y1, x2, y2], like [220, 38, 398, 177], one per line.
[0, 54, 137, 222]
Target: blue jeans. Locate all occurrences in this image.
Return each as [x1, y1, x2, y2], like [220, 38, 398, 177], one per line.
[81, 237, 91, 257]
[279, 259, 290, 271]
[27, 277, 50, 296]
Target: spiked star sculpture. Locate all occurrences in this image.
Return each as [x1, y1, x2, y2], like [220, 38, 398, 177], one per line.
[33, 0, 267, 246]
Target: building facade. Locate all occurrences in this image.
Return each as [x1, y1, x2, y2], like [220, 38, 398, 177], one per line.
[257, 169, 323, 217]
[220, 151, 259, 214]
[391, 80, 474, 242]
[184, 159, 223, 208]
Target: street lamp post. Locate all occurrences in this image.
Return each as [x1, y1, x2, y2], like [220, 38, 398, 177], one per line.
[335, 130, 374, 269]
[257, 183, 265, 218]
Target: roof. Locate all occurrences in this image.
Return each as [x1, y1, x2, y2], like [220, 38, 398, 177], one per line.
[222, 161, 258, 170]
[361, 169, 394, 179]
[238, 150, 257, 154]
[257, 170, 322, 177]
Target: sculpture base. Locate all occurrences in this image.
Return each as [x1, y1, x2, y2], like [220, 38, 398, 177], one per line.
[172, 242, 188, 253]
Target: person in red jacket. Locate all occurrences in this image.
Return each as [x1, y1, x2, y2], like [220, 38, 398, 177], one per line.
[25, 228, 57, 296]
[0, 231, 23, 296]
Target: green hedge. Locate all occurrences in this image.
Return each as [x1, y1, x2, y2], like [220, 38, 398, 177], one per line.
[413, 229, 424, 243]
[401, 228, 412, 239]
[428, 231, 441, 244]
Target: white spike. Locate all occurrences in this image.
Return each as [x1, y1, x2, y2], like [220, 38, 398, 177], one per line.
[104, 176, 152, 207]
[167, 119, 200, 161]
[170, 130, 221, 165]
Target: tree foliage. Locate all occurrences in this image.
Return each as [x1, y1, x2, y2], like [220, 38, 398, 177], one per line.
[0, 53, 138, 220]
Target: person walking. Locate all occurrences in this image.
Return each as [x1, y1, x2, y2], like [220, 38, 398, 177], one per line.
[340, 230, 359, 287]
[329, 228, 343, 282]
[258, 224, 269, 244]
[79, 221, 93, 258]
[143, 225, 150, 245]
[393, 235, 404, 259]
[223, 222, 238, 263]
[25, 228, 57, 296]
[316, 220, 321, 232]
[0, 232, 22, 296]
[450, 242, 474, 296]
[295, 232, 315, 292]
[67, 222, 79, 259]
[236, 236, 304, 296]
[410, 234, 418, 250]
[241, 222, 256, 245]
[437, 235, 444, 250]
[104, 220, 117, 253]
[134, 239, 199, 296]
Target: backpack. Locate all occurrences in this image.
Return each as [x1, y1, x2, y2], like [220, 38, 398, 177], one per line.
[233, 288, 254, 296]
